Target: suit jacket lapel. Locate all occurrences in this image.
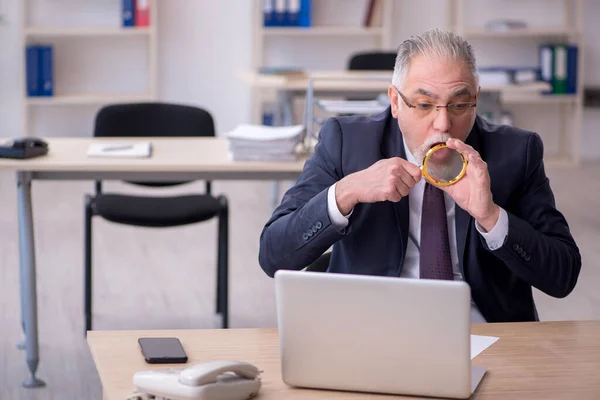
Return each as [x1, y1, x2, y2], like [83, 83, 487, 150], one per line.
[382, 110, 409, 274]
[456, 118, 483, 277]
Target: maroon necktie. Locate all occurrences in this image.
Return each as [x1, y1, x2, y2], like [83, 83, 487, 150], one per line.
[420, 183, 454, 280]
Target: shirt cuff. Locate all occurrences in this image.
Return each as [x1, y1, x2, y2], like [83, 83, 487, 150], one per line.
[476, 207, 508, 251]
[327, 183, 353, 230]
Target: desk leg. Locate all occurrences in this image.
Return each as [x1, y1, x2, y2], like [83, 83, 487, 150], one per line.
[17, 280, 25, 350]
[16, 171, 45, 388]
[17, 237, 26, 350]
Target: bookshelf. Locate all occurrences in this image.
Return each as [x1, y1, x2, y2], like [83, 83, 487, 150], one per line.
[19, 0, 158, 137]
[252, 0, 395, 63]
[247, 1, 584, 164]
[451, 0, 585, 164]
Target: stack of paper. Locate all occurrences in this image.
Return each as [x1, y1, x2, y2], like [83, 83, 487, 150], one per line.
[478, 68, 512, 86]
[226, 124, 304, 162]
[316, 99, 388, 115]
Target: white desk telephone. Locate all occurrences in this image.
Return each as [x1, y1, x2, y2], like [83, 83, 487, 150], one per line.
[129, 360, 262, 400]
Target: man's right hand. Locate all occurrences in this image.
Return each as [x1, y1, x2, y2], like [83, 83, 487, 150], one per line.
[334, 157, 422, 215]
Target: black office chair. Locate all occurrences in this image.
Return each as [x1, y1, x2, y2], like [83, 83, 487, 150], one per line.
[347, 51, 397, 71]
[346, 51, 397, 101]
[84, 103, 229, 335]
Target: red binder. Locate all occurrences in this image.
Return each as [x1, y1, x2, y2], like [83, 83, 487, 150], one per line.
[136, 0, 150, 27]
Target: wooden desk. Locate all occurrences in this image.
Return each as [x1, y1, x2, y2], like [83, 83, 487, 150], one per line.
[88, 321, 600, 400]
[0, 138, 305, 388]
[0, 138, 305, 180]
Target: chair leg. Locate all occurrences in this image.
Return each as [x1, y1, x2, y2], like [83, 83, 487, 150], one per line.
[217, 196, 229, 329]
[216, 259, 221, 315]
[84, 195, 94, 336]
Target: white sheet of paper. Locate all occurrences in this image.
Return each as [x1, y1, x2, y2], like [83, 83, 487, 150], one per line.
[87, 142, 152, 158]
[471, 334, 499, 359]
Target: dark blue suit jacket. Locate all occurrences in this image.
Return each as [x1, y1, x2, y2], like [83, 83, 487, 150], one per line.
[259, 108, 581, 322]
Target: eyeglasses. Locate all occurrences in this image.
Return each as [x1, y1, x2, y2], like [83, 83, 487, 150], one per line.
[395, 87, 477, 117]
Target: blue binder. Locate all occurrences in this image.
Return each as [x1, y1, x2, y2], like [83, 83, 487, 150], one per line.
[122, 0, 135, 27]
[26, 45, 41, 97]
[566, 45, 578, 94]
[297, 0, 311, 27]
[538, 44, 554, 95]
[263, 0, 274, 27]
[274, 0, 287, 27]
[39, 45, 53, 97]
[287, 0, 300, 27]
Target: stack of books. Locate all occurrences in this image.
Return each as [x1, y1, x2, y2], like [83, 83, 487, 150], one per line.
[263, 0, 311, 27]
[226, 124, 304, 162]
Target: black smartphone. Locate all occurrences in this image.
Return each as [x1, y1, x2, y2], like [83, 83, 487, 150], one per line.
[138, 337, 188, 364]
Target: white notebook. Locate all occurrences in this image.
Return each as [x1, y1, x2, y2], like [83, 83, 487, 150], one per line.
[87, 142, 152, 158]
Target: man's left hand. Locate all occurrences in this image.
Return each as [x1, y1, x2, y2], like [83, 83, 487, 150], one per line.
[438, 138, 500, 232]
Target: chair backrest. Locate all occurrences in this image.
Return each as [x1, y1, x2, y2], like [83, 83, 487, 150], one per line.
[345, 52, 397, 101]
[347, 51, 397, 71]
[93, 103, 215, 192]
[94, 102, 215, 138]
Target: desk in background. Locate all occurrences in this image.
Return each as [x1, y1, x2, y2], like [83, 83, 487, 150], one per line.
[88, 320, 600, 399]
[235, 70, 552, 126]
[0, 138, 305, 387]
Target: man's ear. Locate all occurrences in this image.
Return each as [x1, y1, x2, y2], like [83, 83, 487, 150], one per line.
[388, 85, 399, 118]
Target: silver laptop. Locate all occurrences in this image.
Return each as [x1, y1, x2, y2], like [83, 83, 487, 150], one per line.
[275, 270, 486, 399]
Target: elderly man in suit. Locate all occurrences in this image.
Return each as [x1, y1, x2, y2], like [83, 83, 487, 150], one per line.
[258, 28, 581, 323]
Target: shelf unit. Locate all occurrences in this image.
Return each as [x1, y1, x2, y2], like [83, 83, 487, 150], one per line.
[252, 0, 394, 67]
[19, 1, 159, 137]
[452, 0, 585, 164]
[248, 0, 584, 164]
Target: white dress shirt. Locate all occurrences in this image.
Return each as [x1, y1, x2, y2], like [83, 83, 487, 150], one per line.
[326, 141, 510, 324]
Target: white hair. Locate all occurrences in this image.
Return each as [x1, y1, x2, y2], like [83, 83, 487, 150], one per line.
[391, 28, 479, 90]
[412, 132, 452, 163]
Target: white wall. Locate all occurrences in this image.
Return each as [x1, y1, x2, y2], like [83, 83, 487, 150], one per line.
[157, 0, 253, 134]
[0, 0, 599, 159]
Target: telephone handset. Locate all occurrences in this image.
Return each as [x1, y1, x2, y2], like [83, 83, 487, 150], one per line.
[132, 360, 261, 400]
